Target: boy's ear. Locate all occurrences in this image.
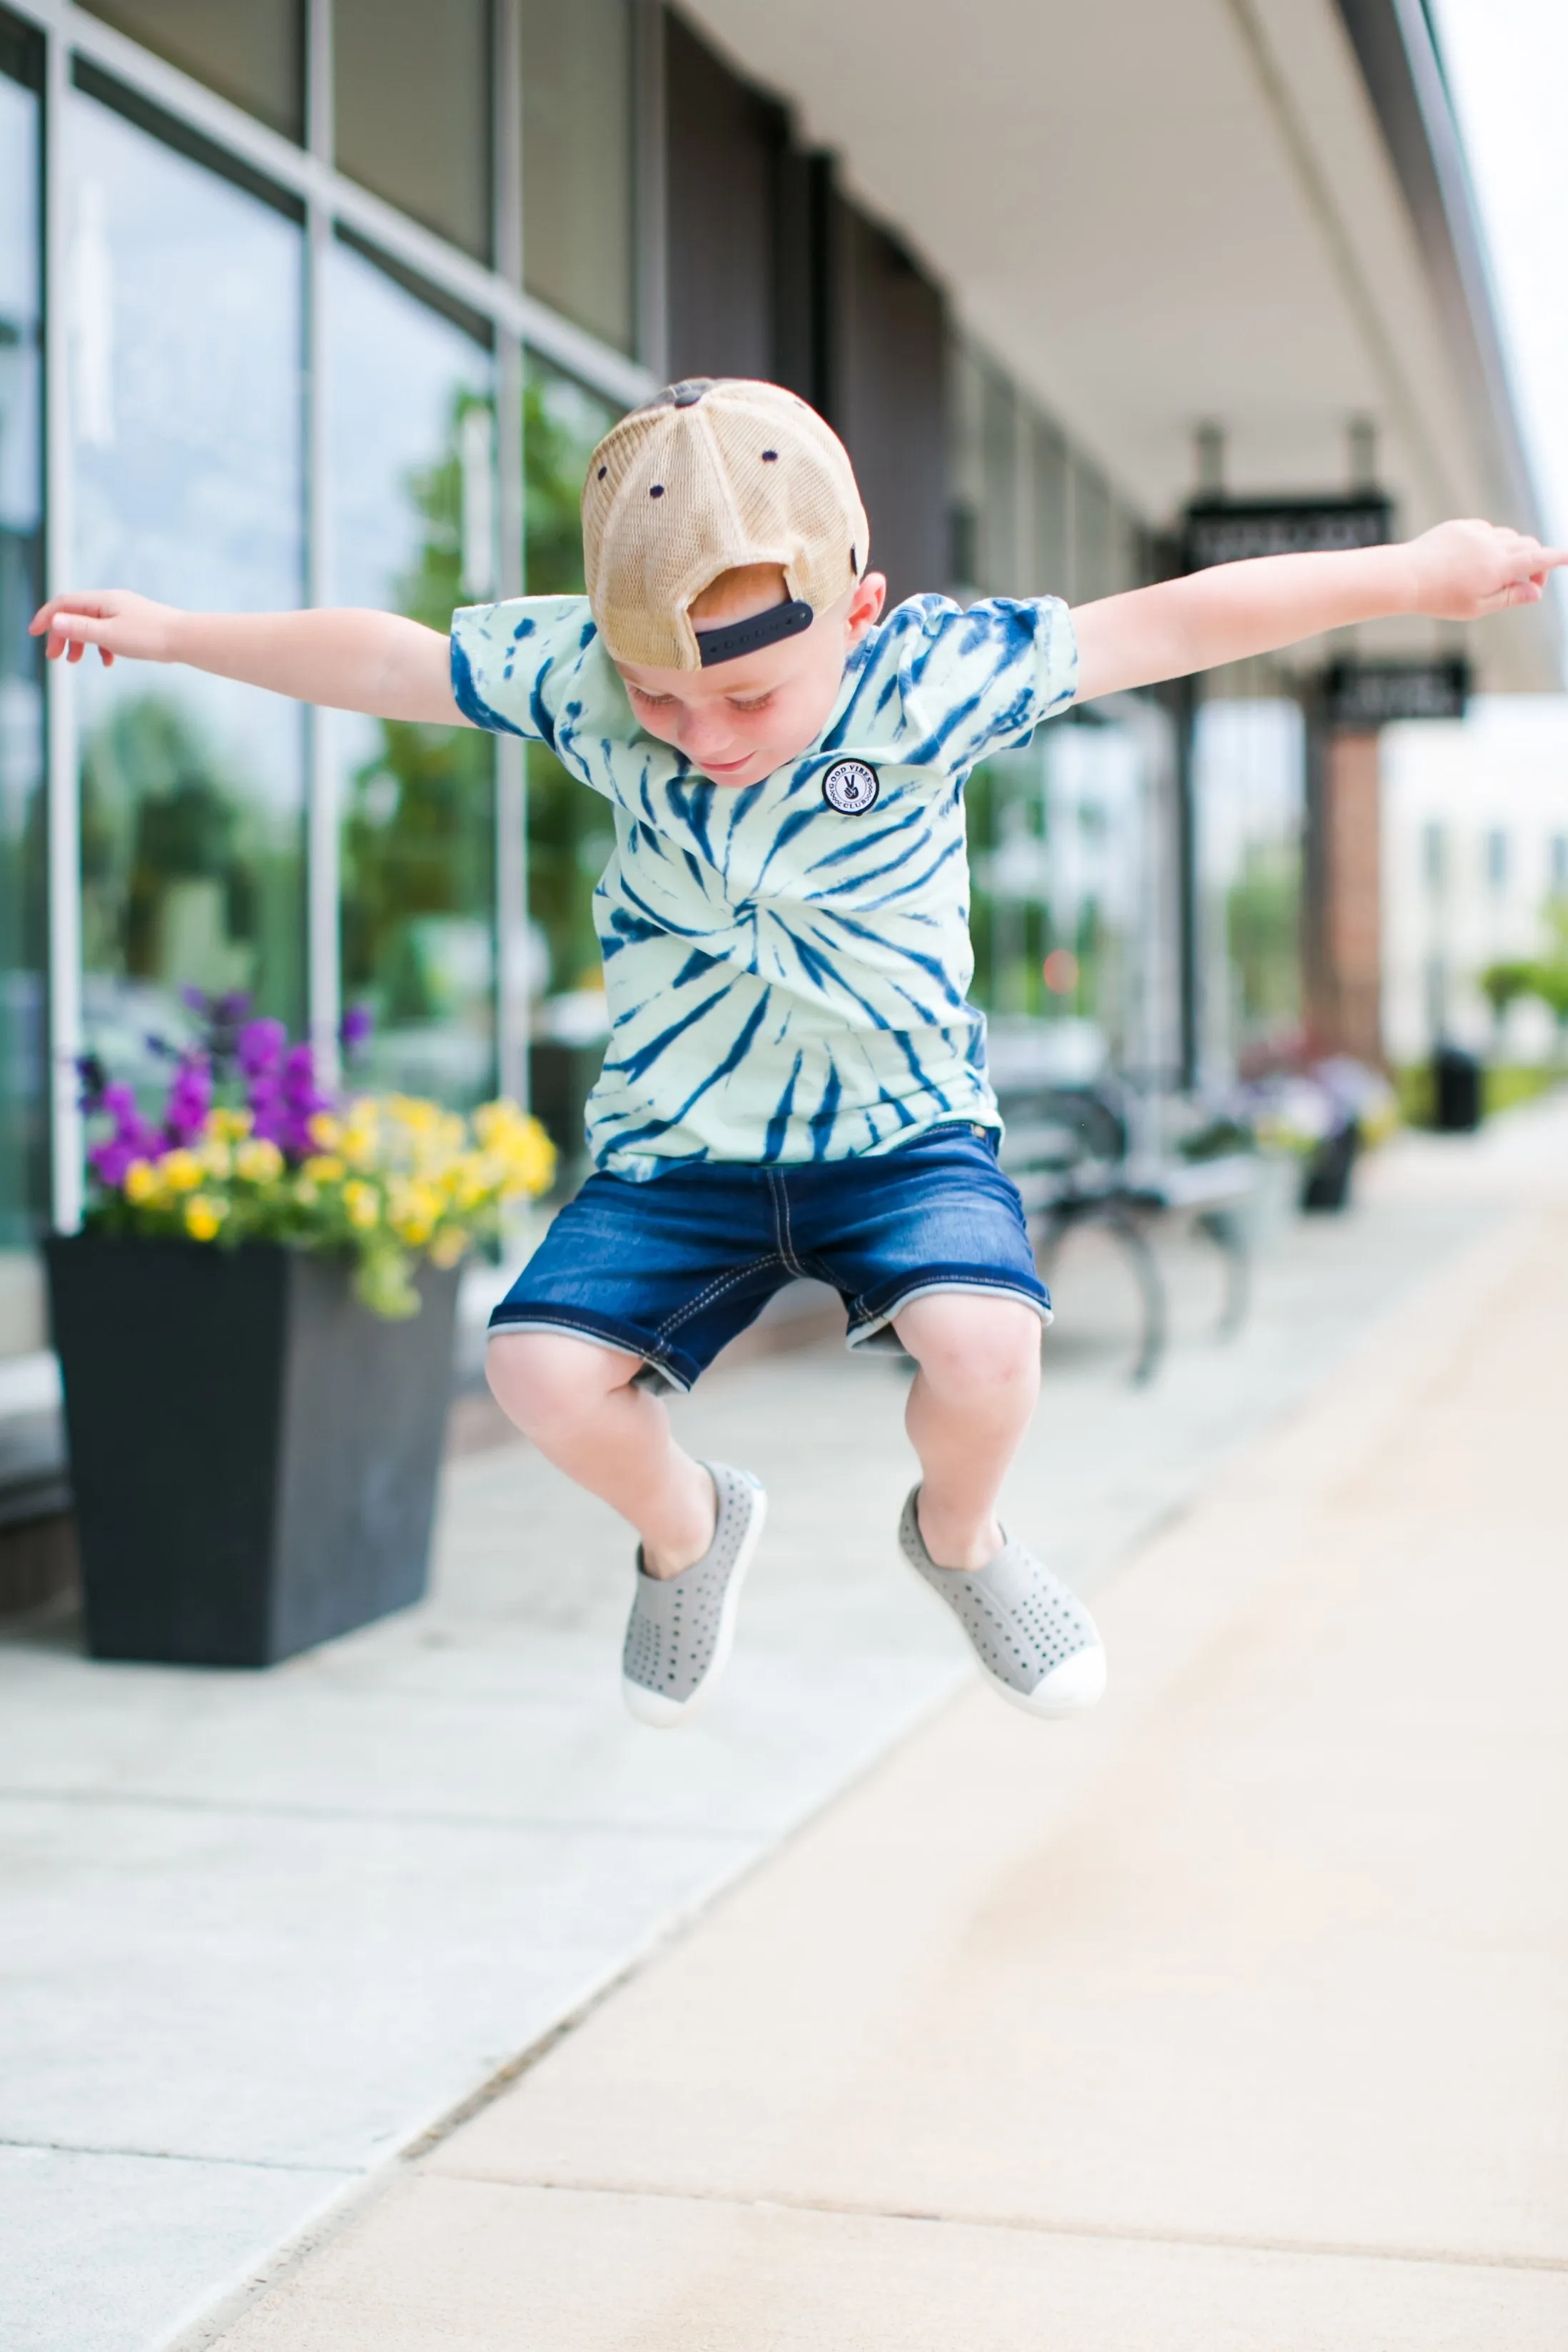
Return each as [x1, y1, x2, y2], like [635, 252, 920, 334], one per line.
[846, 570, 887, 639]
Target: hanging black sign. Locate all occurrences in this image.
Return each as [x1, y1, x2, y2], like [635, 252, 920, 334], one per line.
[1182, 495, 1393, 571]
[1321, 657, 1470, 727]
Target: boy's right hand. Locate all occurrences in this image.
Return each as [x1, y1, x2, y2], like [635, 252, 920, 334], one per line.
[31, 588, 181, 667]
[25, 595, 463, 722]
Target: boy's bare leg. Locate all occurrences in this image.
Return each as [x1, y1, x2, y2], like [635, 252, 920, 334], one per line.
[485, 1331, 716, 1578]
[892, 1293, 1042, 1570]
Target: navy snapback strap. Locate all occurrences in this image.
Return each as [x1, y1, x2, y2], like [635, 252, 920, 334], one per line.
[694, 600, 814, 667]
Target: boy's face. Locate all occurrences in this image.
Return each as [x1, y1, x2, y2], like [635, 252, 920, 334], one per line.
[615, 571, 887, 788]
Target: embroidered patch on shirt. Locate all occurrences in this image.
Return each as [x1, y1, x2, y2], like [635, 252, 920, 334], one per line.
[821, 758, 880, 814]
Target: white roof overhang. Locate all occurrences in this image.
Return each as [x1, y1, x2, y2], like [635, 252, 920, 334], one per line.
[679, 0, 1559, 690]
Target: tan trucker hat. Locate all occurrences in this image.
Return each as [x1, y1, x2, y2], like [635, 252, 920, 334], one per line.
[581, 378, 870, 671]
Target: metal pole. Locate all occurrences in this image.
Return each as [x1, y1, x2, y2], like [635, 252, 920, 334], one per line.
[634, 0, 668, 386]
[1172, 672, 1200, 1091]
[303, 0, 340, 1086]
[42, 19, 82, 1233]
[494, 0, 529, 1110]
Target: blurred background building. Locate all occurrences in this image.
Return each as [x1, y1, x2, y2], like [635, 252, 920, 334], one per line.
[0, 0, 1557, 1375]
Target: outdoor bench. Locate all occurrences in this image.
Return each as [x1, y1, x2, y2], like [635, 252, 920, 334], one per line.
[995, 1081, 1257, 1384]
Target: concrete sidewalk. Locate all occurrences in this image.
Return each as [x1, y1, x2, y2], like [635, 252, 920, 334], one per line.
[2, 1108, 1562, 2352]
[196, 1123, 1568, 2350]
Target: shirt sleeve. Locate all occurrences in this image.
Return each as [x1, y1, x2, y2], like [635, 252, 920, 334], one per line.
[449, 595, 597, 747]
[893, 594, 1080, 772]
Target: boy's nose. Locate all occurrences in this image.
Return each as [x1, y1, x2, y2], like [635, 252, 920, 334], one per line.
[681, 708, 739, 758]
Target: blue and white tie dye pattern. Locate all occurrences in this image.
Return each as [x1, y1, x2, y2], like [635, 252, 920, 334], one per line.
[450, 591, 1078, 1178]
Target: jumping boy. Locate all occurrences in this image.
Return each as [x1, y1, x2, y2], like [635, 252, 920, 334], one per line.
[34, 377, 1562, 1727]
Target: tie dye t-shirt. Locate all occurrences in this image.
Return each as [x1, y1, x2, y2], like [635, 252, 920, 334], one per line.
[450, 591, 1078, 1180]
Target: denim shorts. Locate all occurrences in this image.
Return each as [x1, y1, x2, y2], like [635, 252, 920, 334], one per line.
[487, 1122, 1051, 1393]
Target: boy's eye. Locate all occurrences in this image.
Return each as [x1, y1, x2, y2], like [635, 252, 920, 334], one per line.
[630, 686, 675, 707]
[728, 693, 774, 714]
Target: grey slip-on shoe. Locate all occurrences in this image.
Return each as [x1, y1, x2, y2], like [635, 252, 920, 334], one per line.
[622, 1462, 767, 1727]
[899, 1486, 1106, 1717]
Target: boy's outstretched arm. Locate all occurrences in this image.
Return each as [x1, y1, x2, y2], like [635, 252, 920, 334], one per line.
[1070, 520, 1567, 704]
[28, 590, 464, 726]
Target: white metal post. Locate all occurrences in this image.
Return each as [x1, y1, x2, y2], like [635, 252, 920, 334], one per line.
[303, 0, 339, 1086]
[42, 19, 82, 1233]
[493, 0, 529, 1111]
[634, 0, 668, 385]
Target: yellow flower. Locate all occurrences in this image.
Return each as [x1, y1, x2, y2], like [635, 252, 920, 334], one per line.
[122, 1159, 161, 1204]
[161, 1149, 203, 1193]
[294, 1176, 318, 1206]
[199, 1140, 233, 1180]
[184, 1194, 225, 1241]
[428, 1228, 467, 1268]
[343, 1180, 380, 1228]
[308, 1111, 341, 1149]
[303, 1154, 344, 1183]
[205, 1106, 253, 1142]
[235, 1138, 285, 1184]
[391, 1095, 439, 1135]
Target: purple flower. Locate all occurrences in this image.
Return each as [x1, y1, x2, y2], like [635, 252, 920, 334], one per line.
[87, 1078, 165, 1188]
[163, 1054, 212, 1146]
[340, 1004, 374, 1054]
[237, 1017, 286, 1078]
[277, 1041, 329, 1159]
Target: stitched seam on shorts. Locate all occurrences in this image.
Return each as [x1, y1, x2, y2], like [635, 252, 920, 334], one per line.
[766, 1169, 813, 1281]
[851, 1279, 1048, 1336]
[846, 1271, 1048, 1330]
[487, 1308, 688, 1381]
[655, 1253, 784, 1340]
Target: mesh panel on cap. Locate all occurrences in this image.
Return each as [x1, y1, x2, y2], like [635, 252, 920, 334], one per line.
[582, 380, 870, 670]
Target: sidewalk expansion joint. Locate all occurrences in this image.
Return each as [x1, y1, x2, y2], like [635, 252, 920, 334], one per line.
[0, 2134, 358, 2175]
[456, 2176, 1568, 2278]
[0, 1785, 750, 1840]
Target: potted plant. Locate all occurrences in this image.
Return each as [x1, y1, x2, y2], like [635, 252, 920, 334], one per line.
[46, 994, 555, 1667]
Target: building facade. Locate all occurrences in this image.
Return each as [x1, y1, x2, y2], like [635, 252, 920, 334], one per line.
[0, 0, 1552, 1373]
[0, 0, 1185, 1365]
[1382, 698, 1568, 1066]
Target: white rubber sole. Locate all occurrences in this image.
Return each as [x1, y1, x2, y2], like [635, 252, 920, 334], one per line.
[900, 1540, 1108, 1720]
[621, 1478, 768, 1730]
[982, 1635, 1107, 1720]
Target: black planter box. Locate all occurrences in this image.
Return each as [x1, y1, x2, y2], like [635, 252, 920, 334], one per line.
[45, 1236, 460, 1667]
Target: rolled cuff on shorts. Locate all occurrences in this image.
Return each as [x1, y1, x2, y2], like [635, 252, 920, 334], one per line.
[487, 1302, 700, 1395]
[846, 1271, 1053, 1353]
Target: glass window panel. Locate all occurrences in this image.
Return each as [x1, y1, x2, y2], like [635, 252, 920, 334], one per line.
[1194, 699, 1304, 1071]
[1030, 414, 1069, 600]
[978, 362, 1017, 593]
[335, 0, 493, 263]
[1071, 460, 1114, 605]
[1039, 716, 1150, 1066]
[69, 90, 306, 1086]
[328, 236, 497, 1109]
[522, 0, 634, 354]
[522, 355, 619, 1171]
[77, 2, 303, 142]
[0, 37, 46, 1348]
[946, 338, 983, 595]
[976, 712, 1170, 1089]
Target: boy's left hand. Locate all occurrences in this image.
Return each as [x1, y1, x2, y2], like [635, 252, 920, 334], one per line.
[1407, 520, 1567, 619]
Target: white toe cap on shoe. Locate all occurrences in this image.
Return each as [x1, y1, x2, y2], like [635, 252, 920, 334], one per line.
[1018, 1639, 1107, 1717]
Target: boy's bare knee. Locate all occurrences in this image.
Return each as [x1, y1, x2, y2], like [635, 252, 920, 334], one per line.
[485, 1328, 642, 1440]
[895, 1293, 1041, 1397]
